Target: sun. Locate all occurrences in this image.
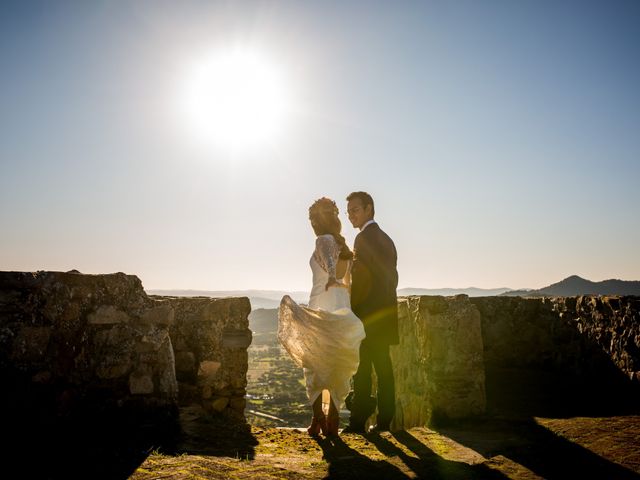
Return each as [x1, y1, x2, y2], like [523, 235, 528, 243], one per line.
[181, 48, 290, 152]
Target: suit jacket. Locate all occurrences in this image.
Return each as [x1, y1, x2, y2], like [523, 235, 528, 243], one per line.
[350, 222, 399, 345]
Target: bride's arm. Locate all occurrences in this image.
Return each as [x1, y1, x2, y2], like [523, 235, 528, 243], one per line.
[316, 235, 339, 290]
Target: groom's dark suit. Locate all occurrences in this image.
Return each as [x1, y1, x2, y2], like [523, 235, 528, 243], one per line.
[350, 222, 398, 430]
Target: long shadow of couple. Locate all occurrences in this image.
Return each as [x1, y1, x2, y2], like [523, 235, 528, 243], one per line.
[317, 419, 640, 479]
[316, 430, 506, 479]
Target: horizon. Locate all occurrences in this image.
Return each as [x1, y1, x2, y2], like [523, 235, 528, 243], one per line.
[2, 1, 639, 291]
[144, 273, 639, 295]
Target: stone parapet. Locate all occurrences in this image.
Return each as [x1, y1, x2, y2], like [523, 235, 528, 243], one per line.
[471, 295, 640, 383]
[157, 295, 252, 420]
[0, 271, 178, 419]
[392, 295, 486, 429]
[1, 271, 253, 426]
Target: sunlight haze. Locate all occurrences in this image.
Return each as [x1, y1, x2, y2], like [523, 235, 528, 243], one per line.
[1, 1, 639, 292]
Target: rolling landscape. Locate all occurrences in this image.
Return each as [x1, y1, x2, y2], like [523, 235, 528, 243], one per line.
[147, 275, 640, 311]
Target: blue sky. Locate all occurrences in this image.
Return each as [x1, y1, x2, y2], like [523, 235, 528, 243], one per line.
[1, 1, 639, 291]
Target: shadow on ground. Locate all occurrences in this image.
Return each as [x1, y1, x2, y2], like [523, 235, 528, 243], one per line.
[435, 366, 640, 479]
[318, 432, 509, 479]
[439, 417, 640, 480]
[6, 381, 640, 479]
[3, 404, 258, 480]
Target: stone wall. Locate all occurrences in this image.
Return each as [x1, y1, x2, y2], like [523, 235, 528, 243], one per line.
[391, 294, 640, 427]
[553, 295, 640, 383]
[3, 269, 637, 431]
[156, 296, 252, 421]
[470, 296, 580, 371]
[392, 295, 486, 429]
[471, 295, 640, 416]
[0, 271, 177, 420]
[471, 295, 640, 381]
[0, 271, 252, 426]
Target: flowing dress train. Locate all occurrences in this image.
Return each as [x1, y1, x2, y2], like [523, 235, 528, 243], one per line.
[278, 234, 366, 408]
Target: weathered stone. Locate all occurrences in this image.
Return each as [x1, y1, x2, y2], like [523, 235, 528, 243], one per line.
[175, 351, 196, 372]
[198, 360, 221, 381]
[172, 335, 188, 351]
[222, 328, 252, 348]
[142, 304, 175, 326]
[137, 328, 170, 352]
[156, 338, 177, 398]
[32, 370, 52, 384]
[472, 295, 640, 383]
[201, 385, 212, 399]
[2, 271, 252, 424]
[59, 302, 81, 325]
[10, 326, 52, 363]
[392, 295, 486, 430]
[129, 372, 154, 394]
[97, 359, 131, 379]
[229, 396, 246, 412]
[88, 305, 129, 324]
[231, 375, 248, 389]
[211, 396, 229, 412]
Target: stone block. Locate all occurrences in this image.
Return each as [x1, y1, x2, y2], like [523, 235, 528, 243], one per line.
[222, 328, 252, 349]
[97, 360, 131, 379]
[201, 385, 212, 399]
[11, 326, 52, 363]
[392, 295, 486, 429]
[229, 396, 246, 412]
[211, 396, 229, 412]
[88, 305, 129, 324]
[137, 328, 170, 352]
[175, 351, 196, 372]
[32, 370, 52, 384]
[130, 372, 154, 394]
[142, 304, 175, 326]
[158, 367, 177, 396]
[198, 360, 221, 381]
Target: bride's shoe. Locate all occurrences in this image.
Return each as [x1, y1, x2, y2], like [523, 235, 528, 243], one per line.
[307, 415, 326, 436]
[325, 411, 340, 436]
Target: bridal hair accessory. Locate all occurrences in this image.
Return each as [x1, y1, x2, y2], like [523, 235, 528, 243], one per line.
[309, 197, 339, 220]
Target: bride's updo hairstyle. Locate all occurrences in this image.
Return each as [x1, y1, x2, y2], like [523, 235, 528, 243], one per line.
[309, 197, 353, 261]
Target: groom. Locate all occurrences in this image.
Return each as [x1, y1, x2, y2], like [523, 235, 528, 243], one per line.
[345, 191, 399, 433]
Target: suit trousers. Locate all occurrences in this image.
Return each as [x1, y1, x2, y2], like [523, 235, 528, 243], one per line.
[350, 338, 396, 428]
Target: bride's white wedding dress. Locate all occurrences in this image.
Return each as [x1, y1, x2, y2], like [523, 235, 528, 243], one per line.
[278, 234, 366, 408]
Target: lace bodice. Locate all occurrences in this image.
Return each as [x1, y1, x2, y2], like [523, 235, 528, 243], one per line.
[308, 234, 351, 311]
[312, 234, 341, 279]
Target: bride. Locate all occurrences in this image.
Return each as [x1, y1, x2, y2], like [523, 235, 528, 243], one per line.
[278, 197, 366, 436]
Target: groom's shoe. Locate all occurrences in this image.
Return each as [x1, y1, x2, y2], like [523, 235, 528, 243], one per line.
[367, 423, 391, 434]
[341, 423, 365, 434]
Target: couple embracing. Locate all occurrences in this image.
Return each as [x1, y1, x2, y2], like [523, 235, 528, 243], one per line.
[278, 191, 399, 437]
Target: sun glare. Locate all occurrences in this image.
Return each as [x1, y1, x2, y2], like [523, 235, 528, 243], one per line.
[181, 48, 290, 152]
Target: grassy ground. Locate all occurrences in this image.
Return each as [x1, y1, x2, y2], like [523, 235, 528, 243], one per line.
[129, 407, 640, 479]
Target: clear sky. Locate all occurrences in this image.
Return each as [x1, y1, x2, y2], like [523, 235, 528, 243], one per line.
[1, 1, 639, 291]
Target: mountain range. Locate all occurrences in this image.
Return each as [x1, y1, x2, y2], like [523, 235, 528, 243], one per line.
[147, 276, 640, 311]
[500, 275, 640, 297]
[146, 289, 308, 309]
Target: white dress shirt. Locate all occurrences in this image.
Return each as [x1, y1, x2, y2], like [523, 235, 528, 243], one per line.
[360, 220, 376, 231]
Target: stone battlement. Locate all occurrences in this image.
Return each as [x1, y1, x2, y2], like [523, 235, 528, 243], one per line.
[1, 270, 638, 432]
[0, 271, 251, 425]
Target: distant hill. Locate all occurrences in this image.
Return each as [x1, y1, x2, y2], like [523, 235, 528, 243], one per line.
[148, 275, 640, 311]
[249, 308, 278, 333]
[501, 275, 640, 297]
[398, 287, 512, 297]
[146, 289, 308, 310]
[147, 287, 515, 308]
